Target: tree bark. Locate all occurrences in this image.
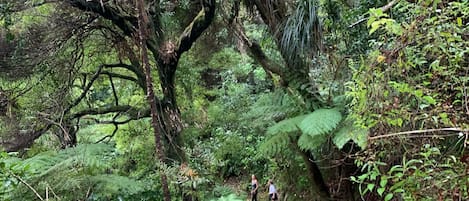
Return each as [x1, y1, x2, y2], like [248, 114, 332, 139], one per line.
[298, 149, 331, 200]
[135, 0, 171, 200]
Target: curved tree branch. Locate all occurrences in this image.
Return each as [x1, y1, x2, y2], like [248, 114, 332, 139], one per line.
[101, 71, 138, 83]
[71, 105, 148, 119]
[176, 0, 216, 55]
[64, 63, 104, 114]
[67, 0, 137, 36]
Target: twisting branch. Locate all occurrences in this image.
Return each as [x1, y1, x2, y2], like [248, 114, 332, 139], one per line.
[64, 64, 104, 115]
[95, 124, 118, 143]
[65, 63, 139, 115]
[176, 0, 216, 55]
[71, 105, 135, 119]
[102, 64, 145, 90]
[83, 117, 135, 125]
[95, 113, 120, 143]
[108, 74, 119, 106]
[101, 71, 138, 83]
[67, 0, 137, 36]
[230, 21, 284, 78]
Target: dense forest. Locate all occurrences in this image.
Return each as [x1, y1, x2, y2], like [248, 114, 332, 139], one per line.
[0, 0, 468, 200]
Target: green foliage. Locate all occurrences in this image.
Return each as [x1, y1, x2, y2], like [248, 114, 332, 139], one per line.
[367, 8, 402, 35]
[261, 127, 300, 156]
[262, 107, 368, 154]
[333, 123, 368, 149]
[210, 193, 246, 201]
[300, 108, 342, 137]
[280, 0, 322, 66]
[352, 145, 469, 200]
[267, 114, 307, 135]
[348, 0, 469, 131]
[1, 144, 147, 200]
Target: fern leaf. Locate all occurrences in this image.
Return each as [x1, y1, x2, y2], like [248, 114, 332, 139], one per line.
[297, 133, 327, 152]
[333, 125, 352, 149]
[333, 124, 369, 150]
[350, 127, 368, 149]
[260, 132, 300, 156]
[299, 108, 342, 137]
[91, 174, 146, 196]
[267, 114, 308, 135]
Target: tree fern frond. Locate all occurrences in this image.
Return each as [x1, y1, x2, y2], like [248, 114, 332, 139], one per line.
[297, 133, 327, 152]
[333, 125, 353, 149]
[91, 174, 146, 196]
[20, 143, 114, 176]
[244, 90, 303, 122]
[260, 131, 300, 157]
[9, 143, 128, 200]
[333, 122, 369, 150]
[267, 114, 308, 135]
[299, 108, 342, 136]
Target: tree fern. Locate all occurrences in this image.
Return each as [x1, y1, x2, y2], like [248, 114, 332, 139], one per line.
[297, 132, 327, 151]
[260, 131, 300, 157]
[7, 143, 147, 200]
[266, 114, 308, 135]
[91, 174, 145, 197]
[299, 108, 342, 137]
[333, 123, 368, 149]
[244, 90, 303, 123]
[262, 108, 343, 155]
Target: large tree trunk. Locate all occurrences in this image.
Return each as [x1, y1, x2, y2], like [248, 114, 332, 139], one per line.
[297, 148, 331, 200]
[136, 0, 171, 200]
[146, 0, 215, 163]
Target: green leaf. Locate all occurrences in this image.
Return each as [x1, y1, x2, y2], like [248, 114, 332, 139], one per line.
[389, 22, 403, 35]
[377, 187, 385, 196]
[267, 114, 308, 135]
[380, 178, 388, 187]
[369, 21, 381, 34]
[260, 132, 299, 156]
[457, 17, 462, 26]
[350, 127, 368, 149]
[333, 126, 352, 149]
[367, 183, 375, 192]
[299, 108, 342, 137]
[423, 96, 436, 105]
[384, 193, 393, 201]
[297, 133, 327, 151]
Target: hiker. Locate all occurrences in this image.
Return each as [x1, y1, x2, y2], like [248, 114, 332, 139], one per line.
[268, 179, 278, 201]
[251, 174, 259, 201]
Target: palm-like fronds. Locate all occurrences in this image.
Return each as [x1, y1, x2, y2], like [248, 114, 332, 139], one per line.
[267, 114, 308, 135]
[260, 130, 300, 156]
[243, 90, 304, 126]
[333, 123, 368, 149]
[7, 144, 146, 200]
[299, 108, 342, 136]
[262, 108, 343, 155]
[297, 132, 327, 151]
[279, 0, 322, 68]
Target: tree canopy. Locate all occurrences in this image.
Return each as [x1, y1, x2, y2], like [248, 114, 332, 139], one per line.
[0, 0, 468, 200]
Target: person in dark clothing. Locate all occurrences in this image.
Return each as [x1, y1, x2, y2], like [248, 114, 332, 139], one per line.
[251, 174, 259, 201]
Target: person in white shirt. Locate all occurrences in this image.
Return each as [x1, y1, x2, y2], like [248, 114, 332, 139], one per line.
[268, 179, 278, 201]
